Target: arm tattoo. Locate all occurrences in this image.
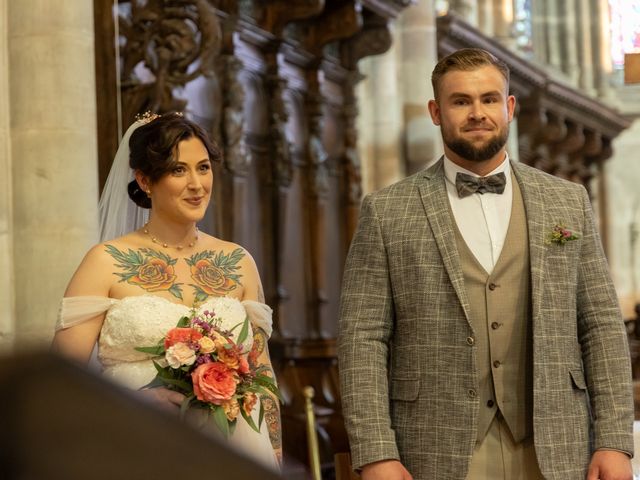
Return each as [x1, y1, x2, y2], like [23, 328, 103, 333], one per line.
[105, 245, 183, 299]
[248, 326, 267, 368]
[261, 394, 282, 452]
[185, 248, 245, 303]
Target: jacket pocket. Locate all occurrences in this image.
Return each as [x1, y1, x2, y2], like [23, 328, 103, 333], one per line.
[389, 377, 420, 401]
[569, 368, 587, 390]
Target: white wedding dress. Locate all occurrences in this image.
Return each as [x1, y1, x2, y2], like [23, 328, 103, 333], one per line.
[56, 294, 279, 471]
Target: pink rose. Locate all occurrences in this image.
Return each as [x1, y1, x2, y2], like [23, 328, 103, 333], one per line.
[191, 362, 238, 405]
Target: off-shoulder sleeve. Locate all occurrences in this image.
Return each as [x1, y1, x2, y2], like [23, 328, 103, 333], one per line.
[55, 296, 117, 332]
[242, 300, 273, 339]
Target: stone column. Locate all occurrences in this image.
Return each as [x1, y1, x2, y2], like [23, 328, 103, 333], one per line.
[357, 25, 404, 193]
[493, 0, 517, 49]
[0, 0, 15, 353]
[449, 0, 479, 24]
[399, 0, 442, 175]
[593, 0, 614, 100]
[544, 0, 563, 71]
[478, 0, 495, 36]
[576, 0, 595, 94]
[559, 0, 580, 84]
[9, 0, 99, 347]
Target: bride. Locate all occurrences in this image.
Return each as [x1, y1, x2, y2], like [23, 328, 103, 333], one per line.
[51, 112, 281, 470]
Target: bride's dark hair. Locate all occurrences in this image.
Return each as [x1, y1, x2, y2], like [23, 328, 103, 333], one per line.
[127, 112, 221, 208]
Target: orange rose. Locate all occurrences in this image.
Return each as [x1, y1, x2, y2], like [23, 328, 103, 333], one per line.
[222, 398, 240, 421]
[242, 392, 258, 416]
[190, 259, 238, 295]
[130, 258, 176, 292]
[218, 345, 244, 371]
[164, 327, 203, 350]
[191, 362, 238, 405]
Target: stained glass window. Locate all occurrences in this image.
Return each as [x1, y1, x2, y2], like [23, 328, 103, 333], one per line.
[609, 0, 640, 68]
[514, 0, 533, 56]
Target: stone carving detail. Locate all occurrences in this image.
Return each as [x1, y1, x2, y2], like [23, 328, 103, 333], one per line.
[117, 0, 221, 120]
[267, 74, 293, 187]
[221, 56, 251, 176]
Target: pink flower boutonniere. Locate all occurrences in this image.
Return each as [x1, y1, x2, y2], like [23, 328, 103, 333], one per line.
[547, 224, 579, 245]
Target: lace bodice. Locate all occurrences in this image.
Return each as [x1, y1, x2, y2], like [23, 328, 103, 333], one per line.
[56, 295, 273, 389]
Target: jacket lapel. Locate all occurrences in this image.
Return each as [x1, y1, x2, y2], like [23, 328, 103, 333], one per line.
[418, 158, 472, 325]
[511, 161, 546, 327]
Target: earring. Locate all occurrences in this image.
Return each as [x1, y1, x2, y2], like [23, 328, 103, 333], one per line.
[146, 189, 151, 197]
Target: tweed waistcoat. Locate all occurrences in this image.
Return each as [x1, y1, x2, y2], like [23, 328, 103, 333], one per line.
[453, 175, 533, 444]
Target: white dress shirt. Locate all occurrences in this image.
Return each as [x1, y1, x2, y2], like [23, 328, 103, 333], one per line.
[443, 155, 513, 274]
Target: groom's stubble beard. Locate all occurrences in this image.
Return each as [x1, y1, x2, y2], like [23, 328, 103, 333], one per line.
[442, 122, 510, 163]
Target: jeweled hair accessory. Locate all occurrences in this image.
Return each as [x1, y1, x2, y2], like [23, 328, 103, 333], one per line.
[134, 111, 161, 124]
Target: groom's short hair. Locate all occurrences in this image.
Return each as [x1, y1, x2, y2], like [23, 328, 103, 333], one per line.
[431, 48, 510, 100]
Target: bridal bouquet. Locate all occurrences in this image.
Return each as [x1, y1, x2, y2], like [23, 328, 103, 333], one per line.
[135, 308, 280, 437]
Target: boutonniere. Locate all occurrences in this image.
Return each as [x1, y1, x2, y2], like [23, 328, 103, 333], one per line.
[546, 223, 579, 245]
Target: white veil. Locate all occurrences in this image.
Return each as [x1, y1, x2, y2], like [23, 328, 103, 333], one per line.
[98, 120, 149, 242]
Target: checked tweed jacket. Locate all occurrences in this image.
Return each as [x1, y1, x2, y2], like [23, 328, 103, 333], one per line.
[338, 158, 634, 480]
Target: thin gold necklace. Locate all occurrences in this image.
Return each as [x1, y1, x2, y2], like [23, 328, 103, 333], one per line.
[143, 223, 199, 251]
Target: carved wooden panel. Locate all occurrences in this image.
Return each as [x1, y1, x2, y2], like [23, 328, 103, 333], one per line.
[94, 0, 412, 475]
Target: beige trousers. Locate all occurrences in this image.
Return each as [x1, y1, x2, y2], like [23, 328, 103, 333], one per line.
[466, 415, 544, 480]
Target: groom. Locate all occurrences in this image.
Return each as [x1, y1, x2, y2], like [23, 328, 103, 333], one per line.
[338, 48, 634, 480]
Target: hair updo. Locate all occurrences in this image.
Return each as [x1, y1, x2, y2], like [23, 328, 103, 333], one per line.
[126, 112, 221, 208]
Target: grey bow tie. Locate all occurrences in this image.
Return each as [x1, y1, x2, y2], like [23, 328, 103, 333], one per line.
[455, 171, 506, 198]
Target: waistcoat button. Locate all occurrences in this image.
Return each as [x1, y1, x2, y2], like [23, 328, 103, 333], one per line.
[466, 336, 475, 346]
[487, 399, 495, 408]
[493, 360, 501, 368]
[488, 282, 497, 290]
[468, 389, 477, 398]
[491, 322, 500, 330]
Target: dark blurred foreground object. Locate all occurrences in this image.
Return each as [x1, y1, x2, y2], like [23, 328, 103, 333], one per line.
[0, 351, 283, 480]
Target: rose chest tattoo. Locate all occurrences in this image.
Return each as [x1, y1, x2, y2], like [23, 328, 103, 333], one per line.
[105, 245, 183, 299]
[186, 248, 245, 302]
[105, 245, 245, 302]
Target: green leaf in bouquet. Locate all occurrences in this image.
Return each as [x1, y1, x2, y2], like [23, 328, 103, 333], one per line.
[254, 374, 283, 402]
[240, 403, 260, 433]
[176, 315, 191, 327]
[157, 375, 192, 392]
[135, 345, 165, 355]
[211, 406, 230, 438]
[151, 361, 192, 392]
[258, 399, 265, 430]
[180, 394, 195, 420]
[228, 418, 237, 436]
[236, 316, 250, 345]
[138, 377, 165, 390]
